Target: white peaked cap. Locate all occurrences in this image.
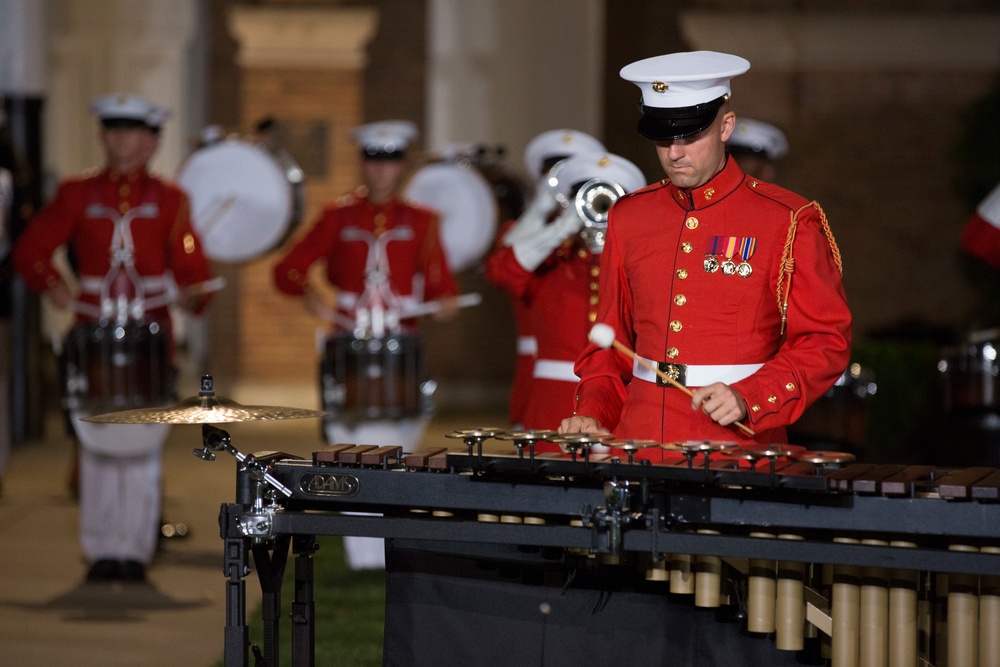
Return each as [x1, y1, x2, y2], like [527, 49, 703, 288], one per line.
[89, 93, 170, 128]
[523, 129, 605, 177]
[350, 120, 418, 157]
[727, 118, 789, 160]
[619, 51, 750, 140]
[551, 151, 647, 200]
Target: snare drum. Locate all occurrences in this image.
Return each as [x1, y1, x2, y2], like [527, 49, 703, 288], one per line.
[940, 330, 1000, 413]
[320, 332, 435, 424]
[62, 322, 175, 413]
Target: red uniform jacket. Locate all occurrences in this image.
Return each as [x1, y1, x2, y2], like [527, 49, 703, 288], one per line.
[13, 166, 214, 332]
[573, 157, 852, 452]
[484, 238, 600, 433]
[960, 182, 1000, 270]
[273, 191, 457, 328]
[483, 220, 537, 428]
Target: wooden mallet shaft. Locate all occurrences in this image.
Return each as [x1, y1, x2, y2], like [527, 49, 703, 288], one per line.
[592, 325, 756, 437]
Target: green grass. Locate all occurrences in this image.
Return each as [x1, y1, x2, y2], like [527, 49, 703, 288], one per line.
[213, 536, 385, 666]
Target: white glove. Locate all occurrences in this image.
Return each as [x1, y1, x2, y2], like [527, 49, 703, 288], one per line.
[502, 183, 558, 247]
[512, 203, 584, 271]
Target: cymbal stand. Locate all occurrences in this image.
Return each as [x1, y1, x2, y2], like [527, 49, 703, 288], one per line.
[195, 423, 293, 541]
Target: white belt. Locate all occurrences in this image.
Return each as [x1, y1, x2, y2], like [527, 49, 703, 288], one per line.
[533, 359, 578, 382]
[336, 291, 419, 312]
[517, 336, 538, 356]
[78, 274, 171, 294]
[633, 355, 763, 387]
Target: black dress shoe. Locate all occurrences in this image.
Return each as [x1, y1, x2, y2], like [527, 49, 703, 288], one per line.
[120, 560, 147, 582]
[86, 559, 121, 582]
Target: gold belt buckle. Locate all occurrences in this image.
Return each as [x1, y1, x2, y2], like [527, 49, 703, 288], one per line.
[656, 362, 686, 387]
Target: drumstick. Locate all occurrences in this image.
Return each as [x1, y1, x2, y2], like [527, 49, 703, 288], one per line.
[395, 292, 482, 318]
[196, 194, 237, 238]
[589, 323, 756, 437]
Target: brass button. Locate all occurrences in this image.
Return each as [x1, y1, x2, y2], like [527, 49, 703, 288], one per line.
[670, 320, 682, 332]
[589, 295, 599, 306]
[590, 282, 599, 291]
[666, 347, 679, 359]
[673, 294, 686, 306]
[676, 268, 688, 280]
[685, 217, 698, 229]
[119, 184, 130, 197]
[118, 202, 130, 214]
[681, 242, 693, 253]
[785, 382, 795, 392]
[587, 312, 596, 323]
[577, 248, 588, 258]
[751, 405, 761, 413]
[590, 266, 600, 277]
[767, 395, 777, 403]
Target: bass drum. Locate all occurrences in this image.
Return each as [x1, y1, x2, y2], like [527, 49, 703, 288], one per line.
[177, 140, 305, 263]
[403, 161, 498, 273]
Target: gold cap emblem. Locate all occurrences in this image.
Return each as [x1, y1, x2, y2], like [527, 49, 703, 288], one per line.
[651, 81, 668, 94]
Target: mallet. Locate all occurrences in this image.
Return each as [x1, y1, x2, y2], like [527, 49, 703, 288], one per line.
[589, 323, 755, 437]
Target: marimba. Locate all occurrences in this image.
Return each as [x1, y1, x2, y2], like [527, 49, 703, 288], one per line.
[214, 428, 1000, 667]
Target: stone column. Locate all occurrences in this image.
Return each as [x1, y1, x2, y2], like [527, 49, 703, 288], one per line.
[225, 5, 379, 394]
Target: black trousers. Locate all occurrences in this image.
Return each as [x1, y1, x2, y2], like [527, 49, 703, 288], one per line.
[383, 540, 811, 667]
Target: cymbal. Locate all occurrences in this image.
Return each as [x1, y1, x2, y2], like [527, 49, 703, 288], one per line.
[81, 394, 329, 424]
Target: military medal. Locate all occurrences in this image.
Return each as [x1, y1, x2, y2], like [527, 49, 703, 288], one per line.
[735, 237, 756, 278]
[721, 236, 738, 275]
[704, 236, 721, 273]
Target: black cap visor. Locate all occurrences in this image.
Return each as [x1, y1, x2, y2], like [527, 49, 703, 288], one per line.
[101, 117, 151, 131]
[636, 95, 726, 141]
[361, 147, 406, 161]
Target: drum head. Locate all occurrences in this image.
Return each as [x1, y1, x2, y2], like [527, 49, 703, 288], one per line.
[177, 141, 294, 263]
[404, 162, 498, 273]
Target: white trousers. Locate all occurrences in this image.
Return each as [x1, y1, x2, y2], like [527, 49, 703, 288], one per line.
[324, 417, 430, 570]
[72, 417, 171, 564]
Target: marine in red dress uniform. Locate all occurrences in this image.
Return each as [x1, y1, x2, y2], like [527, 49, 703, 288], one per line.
[273, 120, 458, 572]
[485, 129, 605, 428]
[273, 121, 456, 328]
[484, 152, 645, 433]
[12, 94, 214, 583]
[561, 52, 852, 461]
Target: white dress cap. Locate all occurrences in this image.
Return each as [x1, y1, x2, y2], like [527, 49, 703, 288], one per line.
[552, 151, 647, 200]
[89, 93, 169, 129]
[619, 51, 750, 141]
[726, 118, 789, 161]
[523, 129, 605, 177]
[350, 120, 418, 158]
